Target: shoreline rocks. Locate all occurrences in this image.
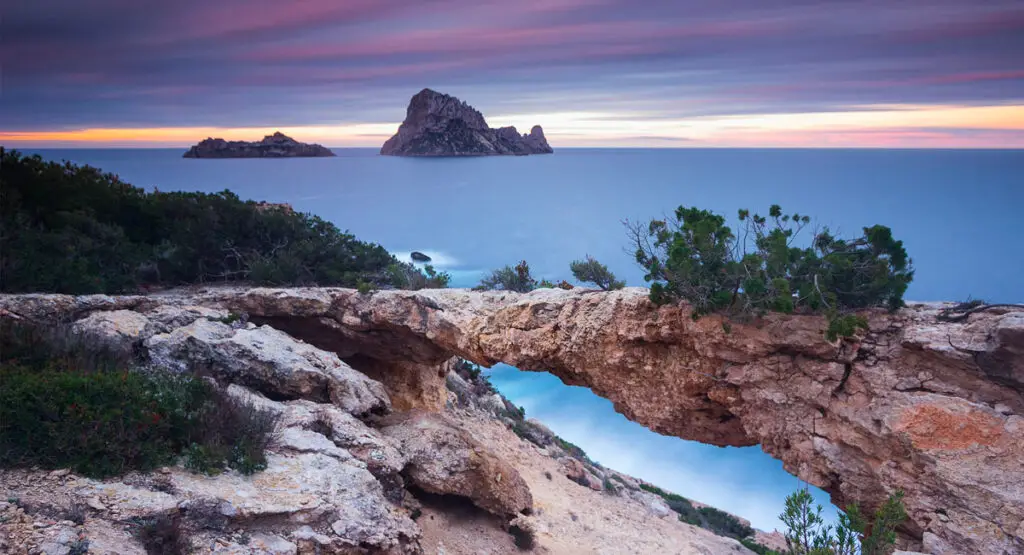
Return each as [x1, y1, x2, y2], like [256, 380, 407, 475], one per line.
[183, 132, 335, 158]
[380, 89, 553, 157]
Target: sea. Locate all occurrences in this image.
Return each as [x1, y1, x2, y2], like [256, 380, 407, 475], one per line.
[20, 147, 1024, 530]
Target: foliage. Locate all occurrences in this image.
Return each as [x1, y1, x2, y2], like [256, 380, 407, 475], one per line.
[0, 149, 416, 293]
[553, 436, 594, 466]
[386, 262, 451, 290]
[740, 538, 776, 554]
[570, 255, 625, 290]
[626, 204, 913, 326]
[0, 321, 278, 478]
[779, 487, 906, 555]
[638, 483, 754, 539]
[477, 260, 538, 293]
[780, 488, 833, 555]
[639, 483, 702, 526]
[699, 506, 755, 541]
[825, 315, 869, 341]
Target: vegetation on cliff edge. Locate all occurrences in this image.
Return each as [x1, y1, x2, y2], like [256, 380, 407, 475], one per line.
[0, 321, 279, 478]
[626, 204, 913, 337]
[0, 148, 446, 294]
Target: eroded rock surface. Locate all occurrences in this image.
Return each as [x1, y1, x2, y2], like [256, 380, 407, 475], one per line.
[380, 89, 553, 157]
[3, 287, 1022, 554]
[379, 411, 533, 518]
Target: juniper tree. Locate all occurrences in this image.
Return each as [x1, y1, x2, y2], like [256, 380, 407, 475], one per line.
[570, 255, 625, 290]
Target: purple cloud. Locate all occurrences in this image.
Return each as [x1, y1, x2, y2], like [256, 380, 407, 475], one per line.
[1, 0, 1022, 134]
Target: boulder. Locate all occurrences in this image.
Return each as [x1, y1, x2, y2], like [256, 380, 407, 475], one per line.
[379, 411, 533, 517]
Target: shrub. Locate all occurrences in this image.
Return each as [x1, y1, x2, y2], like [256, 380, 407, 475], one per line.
[570, 256, 625, 290]
[182, 389, 279, 476]
[477, 260, 537, 293]
[132, 514, 188, 555]
[0, 321, 278, 478]
[698, 506, 754, 541]
[386, 262, 451, 290]
[0, 149, 413, 293]
[780, 487, 907, 555]
[739, 538, 775, 554]
[626, 204, 913, 323]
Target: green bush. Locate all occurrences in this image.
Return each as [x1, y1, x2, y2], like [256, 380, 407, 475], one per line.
[386, 262, 451, 290]
[0, 149, 417, 293]
[779, 487, 907, 555]
[476, 260, 538, 293]
[626, 204, 913, 325]
[570, 255, 625, 290]
[698, 506, 754, 541]
[0, 363, 207, 478]
[0, 321, 278, 478]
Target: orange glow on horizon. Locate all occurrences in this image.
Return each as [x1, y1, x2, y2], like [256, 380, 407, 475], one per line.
[3, 104, 1023, 148]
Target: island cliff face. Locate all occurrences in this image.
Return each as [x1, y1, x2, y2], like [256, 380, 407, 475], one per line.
[183, 132, 335, 158]
[2, 287, 1021, 554]
[380, 89, 553, 157]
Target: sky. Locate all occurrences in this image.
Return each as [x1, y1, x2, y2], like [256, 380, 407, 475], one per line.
[3, 0, 1024, 148]
[483, 363, 839, 533]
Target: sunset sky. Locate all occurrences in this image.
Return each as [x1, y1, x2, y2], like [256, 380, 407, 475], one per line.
[3, 0, 1023, 148]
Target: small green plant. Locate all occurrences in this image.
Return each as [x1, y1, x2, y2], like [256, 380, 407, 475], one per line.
[825, 314, 869, 341]
[217, 312, 242, 325]
[477, 260, 538, 293]
[570, 255, 625, 290]
[779, 487, 907, 555]
[356, 280, 374, 294]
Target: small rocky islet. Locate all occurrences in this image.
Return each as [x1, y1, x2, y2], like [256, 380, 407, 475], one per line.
[380, 88, 553, 157]
[183, 131, 335, 158]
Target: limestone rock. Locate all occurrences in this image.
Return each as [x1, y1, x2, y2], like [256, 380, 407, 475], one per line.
[379, 411, 533, 517]
[145, 319, 389, 416]
[380, 89, 553, 157]
[183, 132, 335, 158]
[3, 288, 1022, 553]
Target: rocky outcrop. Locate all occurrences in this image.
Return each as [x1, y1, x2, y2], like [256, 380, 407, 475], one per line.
[379, 411, 533, 517]
[183, 132, 335, 158]
[3, 288, 1021, 554]
[380, 89, 553, 157]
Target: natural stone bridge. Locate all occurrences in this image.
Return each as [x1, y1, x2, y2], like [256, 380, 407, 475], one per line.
[3, 287, 1022, 554]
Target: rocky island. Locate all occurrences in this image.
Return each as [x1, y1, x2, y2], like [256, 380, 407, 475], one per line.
[380, 89, 553, 157]
[183, 132, 335, 158]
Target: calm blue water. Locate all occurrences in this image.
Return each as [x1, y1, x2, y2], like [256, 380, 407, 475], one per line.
[21, 147, 1024, 530]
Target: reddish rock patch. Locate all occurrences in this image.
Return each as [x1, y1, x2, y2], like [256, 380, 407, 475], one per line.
[895, 404, 1004, 450]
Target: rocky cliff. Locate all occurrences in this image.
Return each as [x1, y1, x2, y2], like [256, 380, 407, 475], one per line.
[380, 89, 553, 157]
[0, 290, 754, 555]
[183, 132, 335, 158]
[2, 288, 1020, 554]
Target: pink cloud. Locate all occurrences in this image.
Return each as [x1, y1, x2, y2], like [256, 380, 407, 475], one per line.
[237, 18, 789, 64]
